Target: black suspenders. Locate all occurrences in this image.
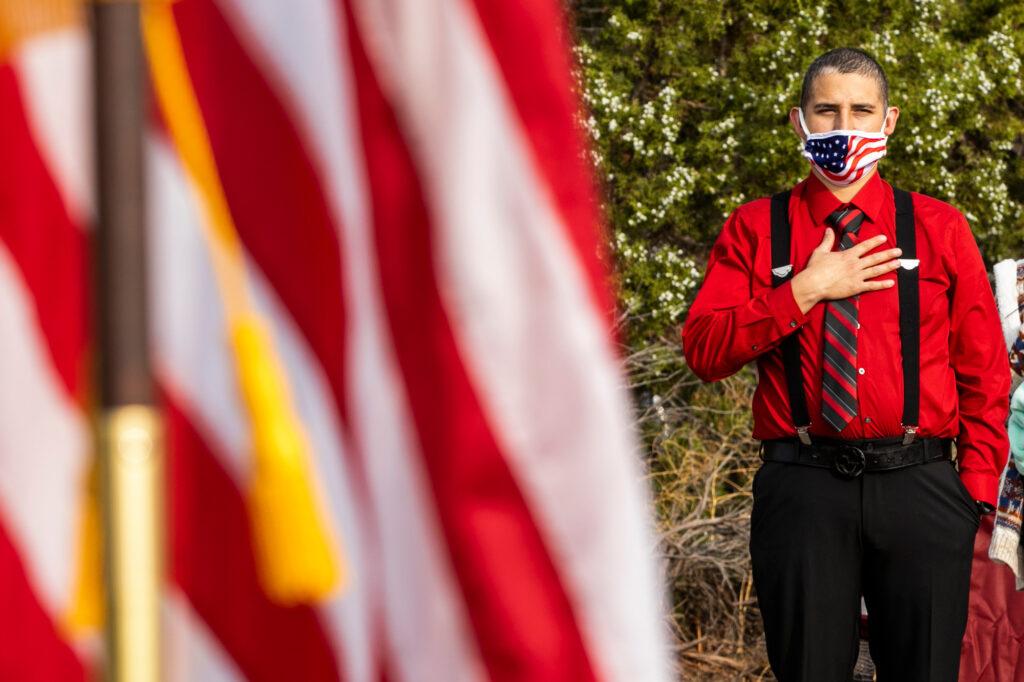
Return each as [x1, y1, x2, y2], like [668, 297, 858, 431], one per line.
[769, 188, 920, 445]
[770, 191, 811, 440]
[894, 189, 919, 438]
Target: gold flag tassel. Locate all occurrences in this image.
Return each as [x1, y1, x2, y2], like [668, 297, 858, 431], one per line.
[142, 1, 343, 604]
[232, 315, 339, 600]
[63, 458, 104, 635]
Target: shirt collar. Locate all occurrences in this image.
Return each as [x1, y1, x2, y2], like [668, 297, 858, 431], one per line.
[802, 170, 886, 226]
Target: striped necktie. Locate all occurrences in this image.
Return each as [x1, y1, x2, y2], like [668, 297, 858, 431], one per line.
[821, 204, 865, 432]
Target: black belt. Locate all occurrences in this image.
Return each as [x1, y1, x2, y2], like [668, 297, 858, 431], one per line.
[760, 436, 953, 478]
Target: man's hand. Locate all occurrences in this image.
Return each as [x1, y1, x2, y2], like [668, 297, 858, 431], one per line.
[790, 230, 902, 314]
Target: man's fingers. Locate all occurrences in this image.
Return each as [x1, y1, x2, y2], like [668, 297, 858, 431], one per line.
[849, 234, 888, 256]
[815, 227, 835, 253]
[861, 261, 901, 280]
[859, 278, 897, 291]
[860, 249, 903, 268]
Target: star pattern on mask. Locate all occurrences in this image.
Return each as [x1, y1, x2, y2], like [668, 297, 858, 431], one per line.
[805, 135, 851, 172]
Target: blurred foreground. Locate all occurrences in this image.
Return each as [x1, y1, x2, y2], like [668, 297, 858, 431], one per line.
[0, 0, 670, 679]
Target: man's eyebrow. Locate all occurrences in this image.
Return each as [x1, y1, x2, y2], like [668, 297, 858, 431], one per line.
[812, 102, 878, 110]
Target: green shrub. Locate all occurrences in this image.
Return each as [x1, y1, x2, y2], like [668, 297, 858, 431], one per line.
[571, 0, 1024, 346]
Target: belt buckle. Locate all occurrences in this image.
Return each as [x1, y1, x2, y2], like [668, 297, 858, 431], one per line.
[834, 444, 866, 478]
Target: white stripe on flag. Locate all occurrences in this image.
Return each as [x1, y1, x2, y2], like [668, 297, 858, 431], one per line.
[351, 0, 671, 679]
[11, 27, 93, 226]
[0, 243, 89, 617]
[164, 588, 244, 682]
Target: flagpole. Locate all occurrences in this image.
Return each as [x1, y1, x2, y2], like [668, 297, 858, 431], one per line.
[92, 2, 162, 681]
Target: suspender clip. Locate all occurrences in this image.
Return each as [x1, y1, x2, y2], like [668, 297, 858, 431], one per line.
[902, 425, 918, 446]
[796, 426, 812, 445]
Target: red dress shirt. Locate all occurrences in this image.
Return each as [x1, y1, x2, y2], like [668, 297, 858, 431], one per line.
[681, 171, 1010, 505]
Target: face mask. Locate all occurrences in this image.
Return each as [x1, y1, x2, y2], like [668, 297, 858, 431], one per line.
[798, 107, 889, 186]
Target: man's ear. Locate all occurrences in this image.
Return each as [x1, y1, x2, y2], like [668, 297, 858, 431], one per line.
[789, 107, 806, 143]
[883, 106, 900, 136]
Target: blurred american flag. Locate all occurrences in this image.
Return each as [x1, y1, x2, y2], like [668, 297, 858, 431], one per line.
[0, 0, 669, 679]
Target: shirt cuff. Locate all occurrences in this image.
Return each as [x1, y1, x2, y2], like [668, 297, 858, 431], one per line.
[767, 280, 809, 334]
[960, 470, 999, 507]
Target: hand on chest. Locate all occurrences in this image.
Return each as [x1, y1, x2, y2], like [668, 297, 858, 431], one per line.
[803, 220, 899, 328]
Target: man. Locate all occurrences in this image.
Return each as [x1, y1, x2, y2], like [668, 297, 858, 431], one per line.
[681, 48, 1009, 681]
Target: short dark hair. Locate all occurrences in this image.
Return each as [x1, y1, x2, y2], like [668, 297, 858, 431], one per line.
[800, 48, 889, 110]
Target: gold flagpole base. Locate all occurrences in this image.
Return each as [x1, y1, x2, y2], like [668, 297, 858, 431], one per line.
[101, 405, 163, 682]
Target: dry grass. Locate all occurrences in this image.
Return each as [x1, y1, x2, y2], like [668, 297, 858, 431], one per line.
[624, 334, 773, 679]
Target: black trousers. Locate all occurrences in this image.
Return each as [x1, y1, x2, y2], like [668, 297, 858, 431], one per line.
[749, 457, 980, 682]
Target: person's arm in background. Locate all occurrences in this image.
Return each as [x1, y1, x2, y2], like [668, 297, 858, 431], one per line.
[681, 207, 809, 382]
[948, 212, 1011, 507]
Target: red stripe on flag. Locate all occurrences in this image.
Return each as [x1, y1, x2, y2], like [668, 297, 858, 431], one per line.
[843, 142, 885, 173]
[171, 0, 353, 435]
[844, 135, 886, 162]
[342, 4, 598, 680]
[165, 391, 342, 682]
[0, 519, 85, 680]
[462, 0, 616, 331]
[823, 140, 885, 182]
[0, 63, 88, 400]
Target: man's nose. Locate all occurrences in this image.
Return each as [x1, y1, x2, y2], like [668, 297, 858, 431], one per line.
[835, 109, 854, 130]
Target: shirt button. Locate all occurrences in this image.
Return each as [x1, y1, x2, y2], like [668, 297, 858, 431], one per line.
[790, 320, 798, 328]
[865, 417, 873, 424]
[858, 368, 865, 375]
[752, 344, 758, 350]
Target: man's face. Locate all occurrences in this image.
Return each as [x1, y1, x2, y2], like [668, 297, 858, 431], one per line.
[790, 69, 897, 140]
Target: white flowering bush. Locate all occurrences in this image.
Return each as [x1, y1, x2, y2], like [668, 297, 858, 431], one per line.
[570, 0, 1024, 345]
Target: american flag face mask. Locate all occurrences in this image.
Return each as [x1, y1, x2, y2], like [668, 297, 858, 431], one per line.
[798, 107, 889, 186]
